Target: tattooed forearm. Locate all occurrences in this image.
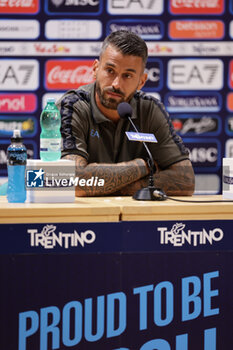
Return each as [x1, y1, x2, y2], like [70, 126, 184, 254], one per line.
[154, 159, 195, 196]
[118, 159, 195, 196]
[63, 154, 149, 196]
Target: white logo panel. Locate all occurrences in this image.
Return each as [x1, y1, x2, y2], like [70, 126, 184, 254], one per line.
[194, 174, 220, 194]
[107, 0, 163, 15]
[0, 59, 39, 91]
[45, 20, 102, 39]
[230, 20, 233, 39]
[168, 59, 223, 90]
[225, 139, 233, 158]
[0, 20, 39, 39]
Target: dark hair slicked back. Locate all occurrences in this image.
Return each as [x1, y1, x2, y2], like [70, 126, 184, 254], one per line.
[100, 30, 148, 69]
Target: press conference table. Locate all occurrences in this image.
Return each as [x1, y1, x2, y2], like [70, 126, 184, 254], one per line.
[0, 194, 233, 223]
[0, 195, 232, 349]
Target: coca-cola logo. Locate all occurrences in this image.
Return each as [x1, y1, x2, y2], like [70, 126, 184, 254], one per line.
[0, 0, 39, 14]
[170, 0, 224, 14]
[45, 60, 95, 90]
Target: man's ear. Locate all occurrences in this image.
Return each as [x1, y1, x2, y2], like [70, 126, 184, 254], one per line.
[137, 72, 148, 91]
[93, 59, 99, 79]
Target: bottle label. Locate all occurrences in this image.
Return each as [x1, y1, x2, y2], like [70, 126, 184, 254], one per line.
[7, 149, 27, 165]
[40, 138, 61, 152]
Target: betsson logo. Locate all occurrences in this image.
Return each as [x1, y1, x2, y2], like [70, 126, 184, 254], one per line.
[46, 60, 95, 89]
[27, 224, 96, 249]
[159, 223, 223, 247]
[169, 20, 224, 40]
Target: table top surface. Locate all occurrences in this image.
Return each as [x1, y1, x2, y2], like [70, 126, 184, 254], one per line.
[1, 194, 233, 223]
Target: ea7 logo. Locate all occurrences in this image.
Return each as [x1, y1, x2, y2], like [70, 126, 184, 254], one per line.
[0, 60, 39, 91]
[107, 0, 163, 15]
[168, 59, 223, 90]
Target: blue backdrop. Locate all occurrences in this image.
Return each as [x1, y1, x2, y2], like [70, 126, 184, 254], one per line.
[0, 0, 233, 194]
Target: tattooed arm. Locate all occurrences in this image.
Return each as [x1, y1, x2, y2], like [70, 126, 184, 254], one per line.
[63, 154, 150, 196]
[118, 159, 195, 196]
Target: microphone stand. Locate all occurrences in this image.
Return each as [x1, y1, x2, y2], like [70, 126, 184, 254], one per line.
[127, 118, 166, 201]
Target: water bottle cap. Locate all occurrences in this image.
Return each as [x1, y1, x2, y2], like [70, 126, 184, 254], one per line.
[11, 129, 22, 142]
[47, 97, 55, 103]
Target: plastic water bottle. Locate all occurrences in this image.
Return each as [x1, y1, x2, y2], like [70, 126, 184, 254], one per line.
[7, 129, 27, 203]
[40, 98, 61, 161]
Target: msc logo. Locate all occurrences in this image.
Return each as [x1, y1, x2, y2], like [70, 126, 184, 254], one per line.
[47, 0, 101, 15]
[185, 141, 220, 169]
[26, 169, 44, 187]
[144, 60, 162, 90]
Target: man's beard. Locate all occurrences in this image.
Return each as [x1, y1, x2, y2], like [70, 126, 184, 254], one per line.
[95, 81, 135, 110]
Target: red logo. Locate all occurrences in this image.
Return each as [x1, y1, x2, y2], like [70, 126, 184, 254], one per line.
[0, 94, 37, 113]
[45, 60, 95, 90]
[170, 0, 224, 15]
[0, 0, 39, 14]
[169, 20, 224, 39]
[172, 119, 183, 131]
[229, 60, 233, 89]
[34, 44, 70, 54]
[227, 93, 233, 111]
[148, 44, 173, 55]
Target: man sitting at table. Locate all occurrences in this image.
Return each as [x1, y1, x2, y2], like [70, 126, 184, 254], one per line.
[57, 30, 195, 197]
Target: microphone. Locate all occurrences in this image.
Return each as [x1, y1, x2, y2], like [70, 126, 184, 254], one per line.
[117, 102, 166, 201]
[117, 102, 154, 167]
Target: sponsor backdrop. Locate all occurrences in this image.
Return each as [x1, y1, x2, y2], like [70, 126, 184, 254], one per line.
[0, 219, 232, 349]
[1, 3, 233, 349]
[1, 0, 233, 192]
